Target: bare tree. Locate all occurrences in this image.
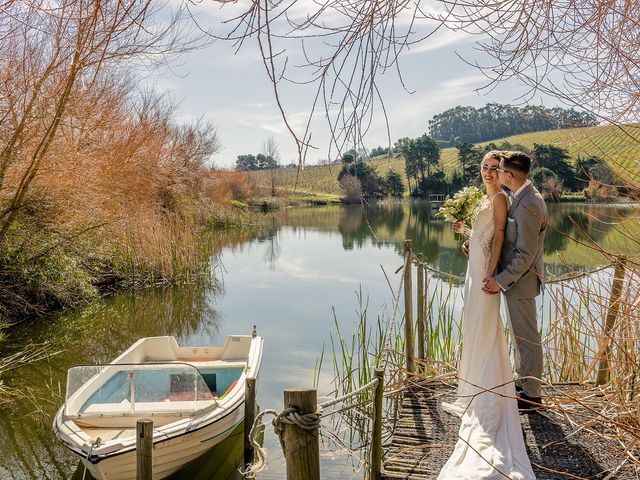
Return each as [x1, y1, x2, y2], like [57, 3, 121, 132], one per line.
[262, 137, 281, 196]
[0, 0, 205, 241]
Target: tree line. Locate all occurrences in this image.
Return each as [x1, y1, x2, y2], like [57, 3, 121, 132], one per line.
[428, 104, 598, 146]
[337, 133, 620, 202]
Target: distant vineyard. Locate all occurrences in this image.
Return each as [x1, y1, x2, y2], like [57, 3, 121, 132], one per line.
[249, 125, 640, 195]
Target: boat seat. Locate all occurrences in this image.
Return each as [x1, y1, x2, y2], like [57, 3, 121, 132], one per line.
[72, 399, 217, 428]
[173, 359, 247, 369]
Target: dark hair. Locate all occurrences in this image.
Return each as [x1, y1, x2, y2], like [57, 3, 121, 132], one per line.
[502, 151, 532, 175]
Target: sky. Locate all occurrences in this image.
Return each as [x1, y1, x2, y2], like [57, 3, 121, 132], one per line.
[149, 2, 557, 169]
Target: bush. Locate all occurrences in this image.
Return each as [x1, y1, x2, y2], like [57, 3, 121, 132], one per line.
[417, 171, 448, 196]
[385, 169, 405, 197]
[339, 175, 363, 203]
[204, 170, 255, 202]
[531, 167, 563, 201]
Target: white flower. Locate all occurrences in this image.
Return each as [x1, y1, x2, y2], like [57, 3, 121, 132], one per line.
[437, 186, 484, 225]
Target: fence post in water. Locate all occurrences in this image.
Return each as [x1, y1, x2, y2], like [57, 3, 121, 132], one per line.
[404, 240, 415, 374]
[244, 376, 257, 468]
[370, 368, 385, 480]
[283, 388, 320, 480]
[417, 253, 425, 367]
[596, 257, 627, 386]
[136, 419, 153, 480]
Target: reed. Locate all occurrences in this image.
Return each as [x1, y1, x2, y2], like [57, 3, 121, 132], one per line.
[325, 288, 406, 469]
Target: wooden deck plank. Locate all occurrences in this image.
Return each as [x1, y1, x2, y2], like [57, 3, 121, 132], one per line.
[381, 382, 639, 480]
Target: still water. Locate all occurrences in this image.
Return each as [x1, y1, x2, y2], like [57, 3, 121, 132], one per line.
[0, 202, 636, 479]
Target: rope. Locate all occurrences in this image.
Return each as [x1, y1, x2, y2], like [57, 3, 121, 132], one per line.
[409, 250, 615, 286]
[318, 377, 380, 410]
[82, 437, 101, 480]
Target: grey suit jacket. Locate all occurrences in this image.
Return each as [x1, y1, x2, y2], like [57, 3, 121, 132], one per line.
[495, 183, 548, 299]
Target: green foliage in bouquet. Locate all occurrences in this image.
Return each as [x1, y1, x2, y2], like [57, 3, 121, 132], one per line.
[437, 186, 484, 225]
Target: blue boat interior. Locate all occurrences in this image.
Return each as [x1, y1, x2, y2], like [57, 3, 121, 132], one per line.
[79, 366, 244, 412]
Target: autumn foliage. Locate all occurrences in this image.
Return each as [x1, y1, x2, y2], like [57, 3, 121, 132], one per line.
[0, 2, 254, 319]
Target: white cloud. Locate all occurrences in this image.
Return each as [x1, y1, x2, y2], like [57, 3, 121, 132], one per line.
[276, 255, 360, 283]
[401, 28, 477, 55]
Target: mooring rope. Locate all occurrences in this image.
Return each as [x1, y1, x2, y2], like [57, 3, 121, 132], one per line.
[242, 376, 382, 478]
[241, 252, 409, 477]
[409, 250, 615, 286]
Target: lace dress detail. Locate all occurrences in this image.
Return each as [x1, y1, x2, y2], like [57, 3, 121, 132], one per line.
[469, 192, 504, 272]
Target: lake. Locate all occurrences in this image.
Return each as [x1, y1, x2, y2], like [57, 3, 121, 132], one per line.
[0, 202, 637, 479]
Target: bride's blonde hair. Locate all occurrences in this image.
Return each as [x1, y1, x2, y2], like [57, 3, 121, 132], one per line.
[482, 150, 506, 163]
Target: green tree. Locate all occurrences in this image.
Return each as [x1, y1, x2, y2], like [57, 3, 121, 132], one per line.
[428, 104, 597, 145]
[337, 149, 386, 199]
[455, 141, 483, 184]
[394, 137, 415, 194]
[385, 169, 405, 197]
[531, 167, 562, 201]
[532, 144, 577, 190]
[413, 134, 441, 179]
[418, 171, 447, 195]
[236, 154, 257, 170]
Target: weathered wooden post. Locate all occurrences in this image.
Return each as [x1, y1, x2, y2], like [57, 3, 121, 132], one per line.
[136, 419, 153, 480]
[596, 257, 627, 386]
[283, 388, 320, 480]
[244, 376, 257, 467]
[404, 240, 415, 374]
[370, 368, 385, 480]
[417, 253, 425, 366]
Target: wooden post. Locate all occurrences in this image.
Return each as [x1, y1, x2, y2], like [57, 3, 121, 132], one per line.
[244, 377, 257, 468]
[424, 267, 431, 361]
[596, 258, 627, 386]
[370, 368, 384, 480]
[283, 388, 320, 480]
[404, 240, 415, 374]
[136, 419, 153, 480]
[417, 253, 425, 366]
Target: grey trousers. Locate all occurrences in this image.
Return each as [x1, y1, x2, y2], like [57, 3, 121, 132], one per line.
[505, 296, 543, 398]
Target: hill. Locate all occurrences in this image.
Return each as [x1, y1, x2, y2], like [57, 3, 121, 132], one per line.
[248, 125, 640, 196]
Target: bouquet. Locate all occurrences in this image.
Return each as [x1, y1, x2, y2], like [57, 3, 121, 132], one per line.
[437, 186, 484, 225]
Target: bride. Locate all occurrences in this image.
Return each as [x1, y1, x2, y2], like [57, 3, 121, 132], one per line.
[437, 151, 535, 479]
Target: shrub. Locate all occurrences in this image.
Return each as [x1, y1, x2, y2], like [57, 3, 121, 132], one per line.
[339, 175, 363, 203]
[204, 170, 255, 202]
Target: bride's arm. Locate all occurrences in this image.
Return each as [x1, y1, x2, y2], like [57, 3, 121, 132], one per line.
[486, 194, 508, 277]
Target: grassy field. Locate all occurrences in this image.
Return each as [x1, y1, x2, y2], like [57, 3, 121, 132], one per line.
[249, 125, 640, 196]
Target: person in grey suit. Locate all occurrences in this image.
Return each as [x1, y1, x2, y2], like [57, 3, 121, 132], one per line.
[482, 151, 548, 410]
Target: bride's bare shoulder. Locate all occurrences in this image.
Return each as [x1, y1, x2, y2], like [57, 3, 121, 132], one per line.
[491, 191, 509, 215]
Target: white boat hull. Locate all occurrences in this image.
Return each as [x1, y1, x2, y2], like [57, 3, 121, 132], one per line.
[82, 401, 243, 480]
[54, 334, 263, 480]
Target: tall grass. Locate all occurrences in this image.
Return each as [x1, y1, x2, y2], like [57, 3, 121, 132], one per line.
[325, 288, 404, 463]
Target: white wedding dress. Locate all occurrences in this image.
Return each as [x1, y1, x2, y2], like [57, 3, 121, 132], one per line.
[438, 192, 536, 480]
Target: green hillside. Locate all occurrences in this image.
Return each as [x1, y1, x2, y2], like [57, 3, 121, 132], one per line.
[249, 125, 640, 196]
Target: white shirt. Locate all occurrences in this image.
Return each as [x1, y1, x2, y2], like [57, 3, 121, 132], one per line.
[511, 179, 531, 199]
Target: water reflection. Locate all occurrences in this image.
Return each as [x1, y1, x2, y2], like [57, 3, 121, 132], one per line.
[269, 202, 638, 280]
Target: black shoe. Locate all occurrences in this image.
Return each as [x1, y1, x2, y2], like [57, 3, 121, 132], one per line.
[517, 393, 543, 412]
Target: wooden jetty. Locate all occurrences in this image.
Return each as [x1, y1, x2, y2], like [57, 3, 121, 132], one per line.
[382, 381, 639, 479]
